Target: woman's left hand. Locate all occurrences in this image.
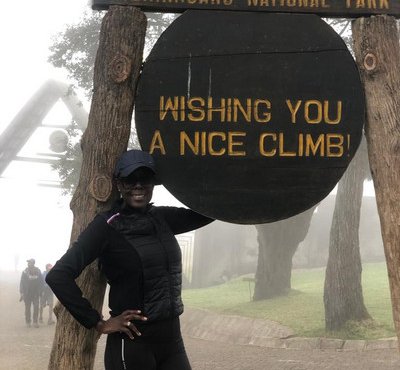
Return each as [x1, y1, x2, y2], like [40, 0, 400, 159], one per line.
[95, 309, 147, 339]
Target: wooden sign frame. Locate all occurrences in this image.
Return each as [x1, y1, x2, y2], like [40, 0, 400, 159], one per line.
[92, 0, 400, 18]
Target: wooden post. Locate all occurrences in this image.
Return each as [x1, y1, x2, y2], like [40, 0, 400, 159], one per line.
[48, 6, 147, 369]
[352, 16, 400, 346]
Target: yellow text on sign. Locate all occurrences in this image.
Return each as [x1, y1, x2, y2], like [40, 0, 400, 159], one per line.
[159, 96, 271, 123]
[286, 100, 342, 124]
[180, 131, 247, 156]
[259, 132, 348, 157]
[146, 131, 350, 157]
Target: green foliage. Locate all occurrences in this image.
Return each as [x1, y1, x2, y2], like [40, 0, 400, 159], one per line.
[183, 263, 395, 340]
[49, 12, 102, 97]
[51, 120, 82, 195]
[49, 11, 177, 97]
[48, 11, 176, 193]
[51, 119, 141, 195]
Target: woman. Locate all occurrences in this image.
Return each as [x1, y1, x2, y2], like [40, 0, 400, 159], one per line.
[46, 149, 213, 370]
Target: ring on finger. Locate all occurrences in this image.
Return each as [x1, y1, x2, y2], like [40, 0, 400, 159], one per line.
[126, 321, 131, 327]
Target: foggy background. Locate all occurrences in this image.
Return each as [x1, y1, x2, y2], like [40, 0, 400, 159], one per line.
[0, 1, 389, 369]
[0, 0, 185, 272]
[0, 0, 380, 273]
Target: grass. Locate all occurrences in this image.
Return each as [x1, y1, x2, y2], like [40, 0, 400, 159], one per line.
[182, 262, 396, 340]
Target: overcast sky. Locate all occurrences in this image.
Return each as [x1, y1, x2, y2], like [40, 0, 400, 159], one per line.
[0, 1, 82, 270]
[0, 0, 183, 271]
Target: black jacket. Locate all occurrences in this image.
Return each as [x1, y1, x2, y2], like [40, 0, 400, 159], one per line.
[46, 203, 212, 329]
[20, 267, 43, 299]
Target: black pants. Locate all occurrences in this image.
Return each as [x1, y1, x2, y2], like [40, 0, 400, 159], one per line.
[104, 317, 191, 370]
[24, 295, 39, 324]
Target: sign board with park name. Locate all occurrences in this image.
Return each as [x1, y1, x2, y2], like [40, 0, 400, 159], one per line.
[134, 11, 365, 224]
[92, 0, 400, 18]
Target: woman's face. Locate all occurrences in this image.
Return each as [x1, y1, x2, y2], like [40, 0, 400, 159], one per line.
[117, 167, 155, 209]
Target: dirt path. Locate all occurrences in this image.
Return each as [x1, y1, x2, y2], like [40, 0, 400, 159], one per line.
[2, 271, 400, 370]
[0, 271, 105, 369]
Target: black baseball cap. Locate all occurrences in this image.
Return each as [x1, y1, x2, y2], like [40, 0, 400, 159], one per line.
[114, 150, 159, 181]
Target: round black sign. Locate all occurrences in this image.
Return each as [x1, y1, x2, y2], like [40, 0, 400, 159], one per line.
[135, 11, 364, 224]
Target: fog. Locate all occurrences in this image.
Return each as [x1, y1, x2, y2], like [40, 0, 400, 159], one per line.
[0, 1, 395, 369]
[0, 0, 87, 270]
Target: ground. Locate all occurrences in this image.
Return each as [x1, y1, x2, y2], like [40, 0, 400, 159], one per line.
[1, 271, 399, 370]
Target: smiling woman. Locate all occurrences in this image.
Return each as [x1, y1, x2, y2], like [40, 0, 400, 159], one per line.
[114, 152, 158, 209]
[46, 149, 214, 370]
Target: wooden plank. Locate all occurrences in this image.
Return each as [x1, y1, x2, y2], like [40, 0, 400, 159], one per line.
[353, 14, 400, 350]
[47, 6, 147, 370]
[92, 0, 400, 18]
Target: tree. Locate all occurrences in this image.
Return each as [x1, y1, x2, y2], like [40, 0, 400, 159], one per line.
[254, 205, 316, 300]
[49, 11, 177, 98]
[48, 7, 147, 369]
[52, 117, 140, 195]
[246, 18, 355, 302]
[324, 137, 371, 331]
[252, 18, 360, 301]
[353, 15, 400, 347]
[51, 121, 83, 195]
[49, 11, 176, 194]
[321, 18, 375, 332]
[49, 12, 103, 98]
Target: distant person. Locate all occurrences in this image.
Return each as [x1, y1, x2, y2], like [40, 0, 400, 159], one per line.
[39, 264, 55, 325]
[47, 149, 213, 370]
[20, 259, 44, 328]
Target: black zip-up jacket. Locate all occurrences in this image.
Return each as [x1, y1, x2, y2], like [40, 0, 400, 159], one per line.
[20, 266, 44, 299]
[46, 203, 212, 329]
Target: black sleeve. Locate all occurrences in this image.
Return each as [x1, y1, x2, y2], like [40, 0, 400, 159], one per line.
[156, 206, 214, 235]
[45, 215, 109, 329]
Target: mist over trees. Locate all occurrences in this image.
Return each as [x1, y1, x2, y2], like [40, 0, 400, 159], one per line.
[320, 19, 374, 331]
[252, 18, 375, 334]
[254, 206, 316, 300]
[49, 11, 177, 98]
[49, 12, 103, 98]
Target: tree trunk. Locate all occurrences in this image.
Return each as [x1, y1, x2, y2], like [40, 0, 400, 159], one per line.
[254, 206, 316, 300]
[48, 7, 147, 370]
[324, 137, 371, 331]
[352, 15, 400, 347]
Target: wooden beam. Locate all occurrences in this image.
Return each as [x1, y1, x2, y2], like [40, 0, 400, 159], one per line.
[92, 0, 400, 18]
[47, 6, 147, 369]
[353, 14, 400, 349]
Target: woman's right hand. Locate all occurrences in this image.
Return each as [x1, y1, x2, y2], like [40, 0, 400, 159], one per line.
[95, 309, 148, 339]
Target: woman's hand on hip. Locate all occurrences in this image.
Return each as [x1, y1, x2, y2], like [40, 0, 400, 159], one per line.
[95, 309, 148, 339]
